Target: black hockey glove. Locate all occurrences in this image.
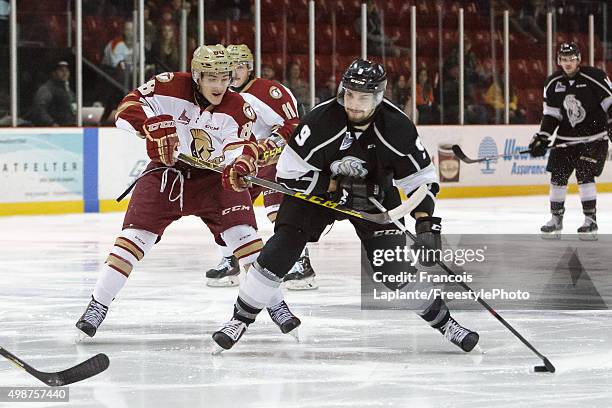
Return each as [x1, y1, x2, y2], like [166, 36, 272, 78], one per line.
[412, 216, 442, 267]
[528, 132, 550, 157]
[331, 176, 384, 211]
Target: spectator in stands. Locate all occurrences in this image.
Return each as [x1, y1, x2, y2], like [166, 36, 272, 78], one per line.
[152, 24, 180, 72]
[261, 64, 276, 81]
[100, 21, 135, 125]
[484, 75, 526, 124]
[30, 61, 76, 127]
[391, 74, 410, 111]
[506, 0, 546, 44]
[283, 62, 309, 116]
[416, 68, 437, 125]
[144, 5, 156, 62]
[316, 76, 337, 103]
[354, 0, 408, 57]
[441, 63, 459, 124]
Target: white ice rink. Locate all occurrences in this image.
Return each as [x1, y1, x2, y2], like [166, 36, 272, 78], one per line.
[1, 193, 611, 407]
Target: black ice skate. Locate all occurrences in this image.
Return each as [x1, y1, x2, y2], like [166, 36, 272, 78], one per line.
[283, 250, 318, 291]
[212, 319, 247, 353]
[267, 301, 301, 340]
[540, 214, 563, 240]
[439, 317, 479, 352]
[206, 256, 240, 287]
[577, 216, 598, 241]
[76, 296, 108, 339]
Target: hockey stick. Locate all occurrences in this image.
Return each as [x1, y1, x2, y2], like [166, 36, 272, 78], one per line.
[367, 197, 557, 373]
[176, 152, 427, 224]
[452, 140, 586, 164]
[0, 347, 110, 386]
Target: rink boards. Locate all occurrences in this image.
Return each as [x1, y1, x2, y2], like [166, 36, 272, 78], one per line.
[0, 126, 611, 215]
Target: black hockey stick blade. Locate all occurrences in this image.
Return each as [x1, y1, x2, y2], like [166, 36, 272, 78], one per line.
[451, 144, 498, 163]
[176, 153, 427, 224]
[0, 347, 109, 386]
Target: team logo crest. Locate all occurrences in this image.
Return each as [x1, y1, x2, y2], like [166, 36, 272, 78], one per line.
[554, 82, 566, 92]
[330, 156, 368, 178]
[243, 103, 256, 120]
[563, 94, 586, 128]
[269, 86, 282, 99]
[190, 128, 215, 160]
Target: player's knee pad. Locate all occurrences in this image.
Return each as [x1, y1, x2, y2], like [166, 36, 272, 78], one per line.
[258, 224, 309, 279]
[108, 228, 158, 276]
[221, 225, 263, 267]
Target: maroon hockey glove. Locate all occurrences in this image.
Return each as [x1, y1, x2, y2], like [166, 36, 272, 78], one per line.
[256, 134, 286, 166]
[222, 154, 257, 192]
[143, 115, 180, 166]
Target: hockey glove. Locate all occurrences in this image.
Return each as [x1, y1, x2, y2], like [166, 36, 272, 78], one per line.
[222, 154, 257, 192]
[413, 216, 442, 267]
[257, 134, 286, 166]
[143, 115, 180, 166]
[331, 176, 384, 211]
[528, 132, 550, 157]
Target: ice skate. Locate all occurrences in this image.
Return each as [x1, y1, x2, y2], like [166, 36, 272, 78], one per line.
[212, 319, 248, 353]
[540, 214, 563, 240]
[267, 300, 301, 342]
[206, 256, 240, 287]
[439, 317, 479, 352]
[283, 251, 318, 291]
[75, 296, 108, 341]
[577, 216, 598, 241]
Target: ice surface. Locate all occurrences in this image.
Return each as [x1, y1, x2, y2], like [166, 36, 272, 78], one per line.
[1, 194, 611, 407]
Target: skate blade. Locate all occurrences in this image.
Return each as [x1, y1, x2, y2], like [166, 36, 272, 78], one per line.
[288, 328, 300, 343]
[211, 344, 226, 355]
[74, 329, 92, 344]
[206, 276, 240, 287]
[540, 232, 561, 240]
[283, 277, 319, 291]
[578, 232, 598, 241]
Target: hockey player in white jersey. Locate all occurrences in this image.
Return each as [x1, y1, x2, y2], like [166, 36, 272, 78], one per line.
[205, 44, 318, 290]
[75, 44, 300, 339]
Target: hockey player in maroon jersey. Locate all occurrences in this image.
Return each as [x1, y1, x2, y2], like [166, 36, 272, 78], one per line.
[75, 44, 300, 339]
[205, 44, 318, 290]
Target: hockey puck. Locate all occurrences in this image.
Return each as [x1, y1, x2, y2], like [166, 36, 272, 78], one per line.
[534, 365, 549, 372]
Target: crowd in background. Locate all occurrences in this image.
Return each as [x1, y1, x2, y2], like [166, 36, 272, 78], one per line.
[0, 0, 608, 126]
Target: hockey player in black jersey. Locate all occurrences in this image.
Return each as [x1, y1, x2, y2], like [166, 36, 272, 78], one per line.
[529, 42, 612, 240]
[212, 59, 479, 353]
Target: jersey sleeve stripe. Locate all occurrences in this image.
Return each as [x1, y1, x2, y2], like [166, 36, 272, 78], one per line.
[394, 163, 438, 195]
[373, 125, 405, 157]
[601, 95, 612, 112]
[277, 145, 322, 177]
[581, 72, 612, 96]
[543, 75, 563, 95]
[303, 126, 347, 162]
[543, 103, 563, 121]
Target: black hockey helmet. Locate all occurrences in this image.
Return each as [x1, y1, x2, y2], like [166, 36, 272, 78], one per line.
[557, 42, 581, 64]
[337, 59, 387, 108]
